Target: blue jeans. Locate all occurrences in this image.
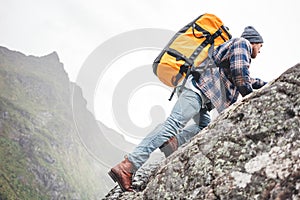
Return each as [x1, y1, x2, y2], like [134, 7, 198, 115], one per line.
[128, 88, 211, 169]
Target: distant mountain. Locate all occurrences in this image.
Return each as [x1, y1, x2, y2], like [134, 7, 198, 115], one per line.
[0, 46, 127, 199]
[104, 63, 300, 200]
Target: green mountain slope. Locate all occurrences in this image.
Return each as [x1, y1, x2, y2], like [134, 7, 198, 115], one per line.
[0, 46, 112, 199]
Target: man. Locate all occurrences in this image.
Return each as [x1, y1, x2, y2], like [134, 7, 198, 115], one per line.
[108, 26, 267, 192]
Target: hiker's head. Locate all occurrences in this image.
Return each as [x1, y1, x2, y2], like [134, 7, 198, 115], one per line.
[241, 26, 263, 59]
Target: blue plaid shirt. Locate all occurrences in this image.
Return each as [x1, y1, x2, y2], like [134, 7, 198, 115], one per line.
[196, 38, 266, 113]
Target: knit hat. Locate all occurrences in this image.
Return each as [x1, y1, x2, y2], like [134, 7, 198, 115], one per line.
[241, 26, 264, 43]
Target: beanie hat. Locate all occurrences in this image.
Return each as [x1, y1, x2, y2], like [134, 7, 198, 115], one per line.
[241, 26, 264, 43]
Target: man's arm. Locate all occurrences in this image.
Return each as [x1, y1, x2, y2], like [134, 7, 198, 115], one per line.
[229, 38, 254, 97]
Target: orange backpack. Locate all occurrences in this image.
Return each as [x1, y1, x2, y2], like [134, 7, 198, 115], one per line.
[153, 13, 231, 99]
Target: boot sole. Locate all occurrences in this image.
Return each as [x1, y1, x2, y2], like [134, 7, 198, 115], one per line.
[108, 170, 126, 192]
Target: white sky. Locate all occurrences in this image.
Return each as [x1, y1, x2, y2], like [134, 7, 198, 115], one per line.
[1, 0, 300, 140]
[1, 0, 299, 81]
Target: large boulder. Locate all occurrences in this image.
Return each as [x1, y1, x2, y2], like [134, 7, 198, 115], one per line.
[104, 63, 300, 200]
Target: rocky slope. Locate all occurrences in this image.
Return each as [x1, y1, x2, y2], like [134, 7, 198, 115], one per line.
[104, 64, 300, 200]
[0, 46, 121, 199]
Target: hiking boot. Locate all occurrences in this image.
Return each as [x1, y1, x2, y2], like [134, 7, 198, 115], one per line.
[108, 156, 136, 192]
[159, 136, 178, 157]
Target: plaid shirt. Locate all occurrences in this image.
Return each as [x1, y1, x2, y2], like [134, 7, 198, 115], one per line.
[196, 38, 266, 113]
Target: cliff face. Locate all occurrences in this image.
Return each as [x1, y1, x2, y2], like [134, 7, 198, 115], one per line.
[0, 46, 115, 199]
[104, 64, 300, 200]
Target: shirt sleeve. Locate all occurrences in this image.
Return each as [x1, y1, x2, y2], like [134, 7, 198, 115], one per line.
[229, 38, 253, 97]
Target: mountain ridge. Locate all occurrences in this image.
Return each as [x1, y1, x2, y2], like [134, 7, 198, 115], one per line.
[0, 46, 120, 199]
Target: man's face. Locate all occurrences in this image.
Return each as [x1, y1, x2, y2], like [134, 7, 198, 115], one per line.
[251, 43, 263, 59]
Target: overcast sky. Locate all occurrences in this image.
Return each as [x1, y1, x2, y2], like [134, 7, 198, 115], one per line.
[1, 0, 299, 81]
[1, 0, 300, 139]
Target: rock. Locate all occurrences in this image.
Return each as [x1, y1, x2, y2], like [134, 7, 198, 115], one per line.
[104, 63, 300, 200]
